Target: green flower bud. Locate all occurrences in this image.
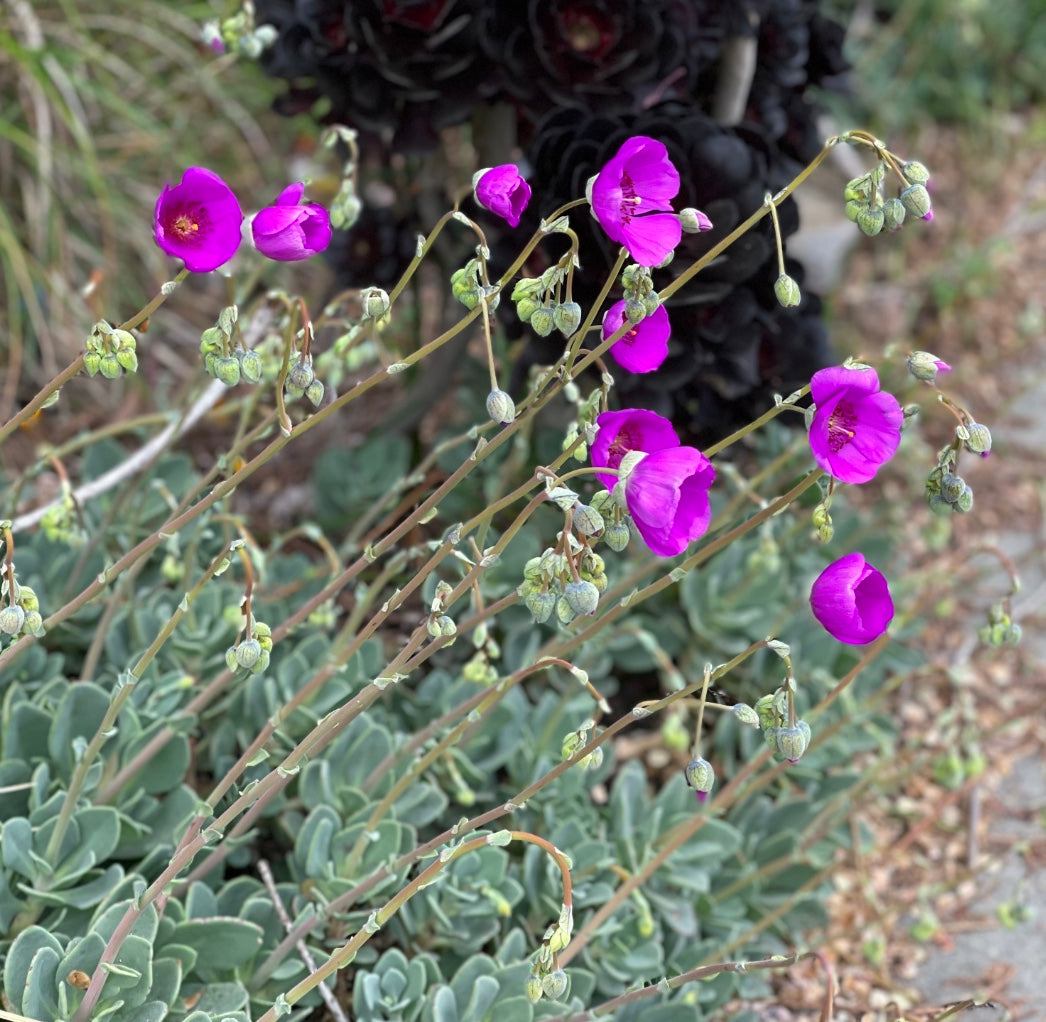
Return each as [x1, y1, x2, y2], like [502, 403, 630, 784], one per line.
[955, 484, 974, 513]
[361, 287, 390, 320]
[287, 359, 314, 391]
[515, 294, 541, 324]
[603, 521, 630, 552]
[555, 595, 576, 625]
[437, 615, 457, 638]
[856, 206, 885, 237]
[940, 472, 965, 503]
[732, 703, 761, 727]
[883, 197, 907, 231]
[110, 328, 136, 350]
[486, 388, 516, 424]
[578, 745, 604, 770]
[305, 379, 325, 406]
[961, 422, 992, 455]
[642, 292, 661, 317]
[529, 305, 555, 337]
[844, 198, 866, 223]
[0, 605, 26, 635]
[573, 504, 604, 537]
[83, 351, 102, 377]
[684, 756, 715, 794]
[213, 356, 241, 387]
[235, 638, 263, 669]
[115, 347, 139, 373]
[525, 974, 544, 1004]
[775, 723, 809, 762]
[553, 301, 582, 337]
[907, 350, 948, 382]
[98, 353, 123, 379]
[774, 274, 801, 308]
[902, 160, 931, 185]
[225, 647, 239, 671]
[900, 183, 932, 219]
[541, 970, 568, 1000]
[563, 580, 599, 616]
[16, 586, 38, 612]
[22, 610, 44, 636]
[755, 693, 778, 730]
[240, 350, 263, 383]
[679, 207, 712, 233]
[525, 590, 556, 624]
[624, 297, 646, 324]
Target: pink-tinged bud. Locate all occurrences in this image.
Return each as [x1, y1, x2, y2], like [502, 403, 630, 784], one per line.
[251, 183, 332, 262]
[473, 165, 531, 228]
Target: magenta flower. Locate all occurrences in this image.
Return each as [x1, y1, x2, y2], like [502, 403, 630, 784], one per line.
[589, 136, 682, 267]
[808, 365, 903, 484]
[623, 447, 715, 557]
[251, 183, 332, 262]
[602, 301, 671, 374]
[590, 408, 679, 490]
[473, 164, 531, 228]
[154, 167, 243, 273]
[810, 552, 894, 645]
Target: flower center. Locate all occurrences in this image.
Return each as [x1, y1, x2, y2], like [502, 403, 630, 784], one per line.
[827, 399, 858, 453]
[607, 426, 640, 465]
[618, 172, 639, 224]
[164, 203, 210, 247]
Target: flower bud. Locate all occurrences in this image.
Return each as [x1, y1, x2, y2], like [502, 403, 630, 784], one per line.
[115, 347, 139, 373]
[451, 271, 480, 310]
[553, 301, 582, 337]
[579, 745, 604, 770]
[555, 595, 576, 625]
[856, 206, 885, 237]
[563, 580, 599, 616]
[940, 472, 966, 503]
[679, 207, 713, 233]
[844, 199, 865, 223]
[0, 605, 26, 635]
[287, 359, 314, 391]
[624, 297, 646, 324]
[98, 353, 123, 379]
[907, 350, 950, 382]
[529, 305, 555, 337]
[883, 197, 906, 231]
[486, 389, 516, 424]
[900, 184, 932, 219]
[305, 379, 325, 406]
[572, 504, 604, 537]
[515, 295, 541, 324]
[732, 703, 761, 727]
[774, 274, 801, 308]
[602, 521, 630, 552]
[525, 974, 544, 1004]
[775, 723, 809, 763]
[961, 422, 992, 455]
[214, 356, 242, 387]
[754, 693, 778, 730]
[683, 756, 715, 797]
[240, 349, 263, 383]
[525, 590, 556, 624]
[83, 352, 102, 377]
[235, 638, 263, 669]
[23, 610, 44, 635]
[902, 160, 931, 185]
[361, 287, 390, 320]
[955, 484, 974, 513]
[541, 970, 568, 1000]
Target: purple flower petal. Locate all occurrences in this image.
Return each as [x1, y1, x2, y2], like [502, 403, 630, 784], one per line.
[590, 408, 679, 490]
[474, 164, 531, 228]
[153, 167, 243, 273]
[810, 552, 894, 644]
[252, 183, 332, 262]
[602, 301, 671, 374]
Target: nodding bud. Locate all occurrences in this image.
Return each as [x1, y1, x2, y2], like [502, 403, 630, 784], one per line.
[955, 484, 974, 513]
[485, 389, 516, 424]
[360, 287, 390, 320]
[603, 521, 631, 552]
[684, 756, 715, 796]
[624, 298, 646, 324]
[883, 197, 906, 231]
[572, 504, 604, 537]
[541, 970, 568, 1000]
[775, 723, 810, 763]
[235, 638, 262, 669]
[774, 274, 801, 308]
[856, 206, 885, 237]
[940, 472, 966, 503]
[214, 356, 242, 387]
[902, 160, 931, 185]
[525, 974, 544, 1004]
[529, 305, 555, 337]
[553, 301, 582, 337]
[84, 352, 102, 377]
[524, 590, 556, 624]
[845, 199, 865, 223]
[907, 350, 951, 382]
[732, 703, 761, 727]
[305, 379, 325, 406]
[679, 207, 713, 233]
[961, 422, 992, 455]
[515, 295, 541, 323]
[0, 605, 26, 635]
[240, 350, 263, 383]
[563, 580, 599, 616]
[287, 359, 314, 391]
[99, 353, 123, 379]
[900, 184, 932, 219]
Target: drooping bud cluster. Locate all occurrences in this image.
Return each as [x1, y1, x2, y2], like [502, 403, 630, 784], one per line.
[561, 721, 604, 771]
[526, 904, 574, 1003]
[511, 265, 580, 338]
[199, 306, 264, 387]
[225, 618, 273, 674]
[84, 321, 139, 380]
[204, 3, 277, 58]
[979, 602, 1021, 647]
[451, 258, 499, 313]
[754, 690, 813, 764]
[517, 531, 610, 627]
[925, 445, 974, 515]
[39, 484, 86, 547]
[844, 152, 933, 237]
[285, 354, 325, 407]
[619, 263, 661, 324]
[0, 574, 45, 646]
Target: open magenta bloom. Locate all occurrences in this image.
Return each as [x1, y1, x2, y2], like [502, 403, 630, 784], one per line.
[590, 408, 679, 490]
[808, 365, 903, 484]
[473, 164, 531, 228]
[810, 552, 894, 645]
[251, 183, 332, 262]
[153, 167, 243, 273]
[623, 447, 715, 557]
[589, 136, 682, 267]
[602, 301, 671, 374]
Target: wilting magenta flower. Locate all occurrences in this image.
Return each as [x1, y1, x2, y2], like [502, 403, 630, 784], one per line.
[473, 164, 531, 228]
[602, 301, 671, 373]
[251, 183, 332, 262]
[589, 136, 682, 267]
[154, 167, 243, 273]
[623, 447, 715, 557]
[590, 408, 679, 490]
[808, 365, 903, 484]
[810, 552, 894, 645]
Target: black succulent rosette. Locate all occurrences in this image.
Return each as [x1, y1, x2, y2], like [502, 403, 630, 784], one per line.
[506, 102, 831, 444]
[254, 0, 493, 150]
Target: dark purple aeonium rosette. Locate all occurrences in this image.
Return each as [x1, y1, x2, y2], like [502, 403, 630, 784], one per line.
[251, 183, 332, 262]
[602, 301, 671, 374]
[810, 551, 894, 645]
[808, 364, 903, 484]
[153, 167, 243, 273]
[589, 135, 682, 267]
[473, 164, 531, 228]
[590, 408, 680, 491]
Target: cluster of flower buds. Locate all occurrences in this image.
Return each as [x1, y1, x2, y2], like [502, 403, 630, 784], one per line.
[84, 321, 139, 380]
[518, 529, 609, 627]
[39, 484, 85, 547]
[202, 2, 277, 59]
[526, 905, 574, 1003]
[200, 306, 264, 387]
[754, 692, 812, 764]
[0, 574, 45, 645]
[844, 157, 932, 237]
[561, 721, 604, 771]
[225, 618, 273, 673]
[619, 263, 662, 325]
[451, 257, 500, 313]
[285, 355, 325, 407]
[979, 602, 1022, 647]
[925, 447, 974, 516]
[510, 266, 581, 338]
